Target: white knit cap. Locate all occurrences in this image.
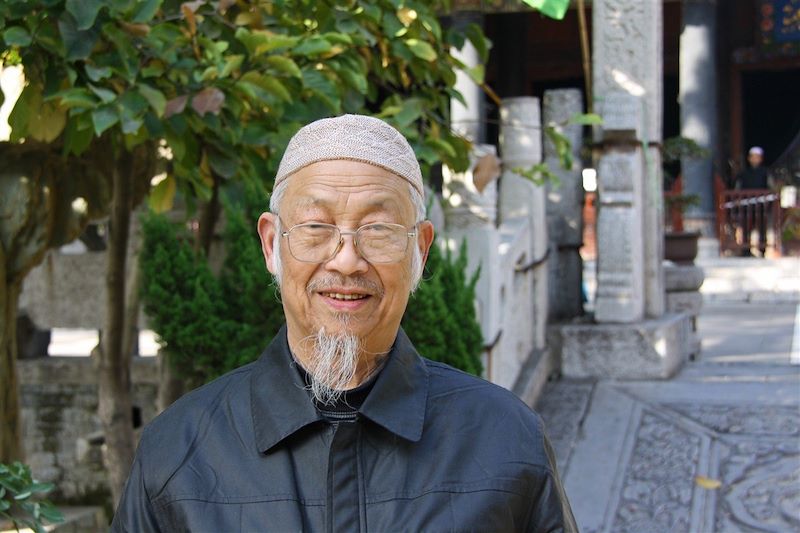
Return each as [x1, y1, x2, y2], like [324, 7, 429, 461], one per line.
[275, 114, 424, 195]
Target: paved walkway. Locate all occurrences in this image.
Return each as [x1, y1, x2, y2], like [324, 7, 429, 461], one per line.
[538, 301, 800, 532]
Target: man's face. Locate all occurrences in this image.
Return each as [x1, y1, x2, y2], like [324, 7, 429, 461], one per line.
[258, 160, 434, 356]
[748, 152, 763, 167]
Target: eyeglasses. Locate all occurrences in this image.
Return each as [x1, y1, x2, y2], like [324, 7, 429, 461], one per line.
[280, 221, 417, 264]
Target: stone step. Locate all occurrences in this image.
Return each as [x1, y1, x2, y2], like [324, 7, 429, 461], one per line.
[697, 256, 800, 303]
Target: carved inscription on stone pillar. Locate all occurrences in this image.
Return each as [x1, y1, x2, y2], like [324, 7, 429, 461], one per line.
[595, 149, 645, 322]
[593, 0, 662, 142]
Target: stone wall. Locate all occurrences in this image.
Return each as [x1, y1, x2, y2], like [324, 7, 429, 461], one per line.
[18, 357, 159, 503]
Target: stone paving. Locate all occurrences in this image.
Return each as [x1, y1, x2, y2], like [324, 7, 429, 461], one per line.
[539, 302, 800, 533]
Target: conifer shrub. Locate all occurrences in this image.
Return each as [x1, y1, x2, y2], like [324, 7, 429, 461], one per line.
[403, 240, 483, 376]
[139, 192, 283, 388]
[140, 197, 484, 386]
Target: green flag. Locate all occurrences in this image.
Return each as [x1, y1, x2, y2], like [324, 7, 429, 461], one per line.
[521, 0, 570, 20]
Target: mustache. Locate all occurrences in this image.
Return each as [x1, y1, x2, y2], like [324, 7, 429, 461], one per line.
[306, 274, 384, 297]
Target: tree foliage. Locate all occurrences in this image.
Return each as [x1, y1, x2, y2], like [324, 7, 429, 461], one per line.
[2, 0, 483, 211]
[0, 461, 63, 533]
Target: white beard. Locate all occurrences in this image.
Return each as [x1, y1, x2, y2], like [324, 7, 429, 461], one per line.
[302, 327, 361, 406]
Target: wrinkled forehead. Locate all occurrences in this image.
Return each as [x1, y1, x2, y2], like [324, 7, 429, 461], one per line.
[280, 160, 417, 221]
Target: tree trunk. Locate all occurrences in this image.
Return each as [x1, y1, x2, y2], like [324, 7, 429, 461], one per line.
[97, 154, 136, 507]
[196, 172, 220, 256]
[0, 275, 23, 464]
[157, 350, 185, 413]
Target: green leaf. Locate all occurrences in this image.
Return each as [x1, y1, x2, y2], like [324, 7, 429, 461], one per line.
[85, 64, 112, 82]
[14, 85, 68, 142]
[464, 23, 490, 63]
[293, 36, 332, 57]
[88, 84, 117, 104]
[91, 105, 119, 135]
[567, 112, 603, 126]
[48, 88, 98, 109]
[235, 28, 298, 55]
[103, 22, 139, 81]
[395, 98, 424, 127]
[132, 0, 162, 23]
[3, 26, 32, 46]
[63, 115, 95, 155]
[405, 39, 437, 61]
[261, 77, 292, 103]
[208, 149, 238, 179]
[149, 174, 176, 213]
[464, 64, 485, 85]
[58, 13, 100, 61]
[521, 0, 570, 20]
[336, 67, 367, 95]
[138, 84, 166, 117]
[265, 56, 301, 78]
[220, 54, 244, 78]
[66, 0, 103, 30]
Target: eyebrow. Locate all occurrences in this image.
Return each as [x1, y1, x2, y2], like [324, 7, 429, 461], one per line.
[295, 195, 395, 212]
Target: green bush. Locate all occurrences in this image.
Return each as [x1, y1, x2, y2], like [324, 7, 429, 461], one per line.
[140, 196, 484, 386]
[0, 462, 63, 533]
[140, 192, 284, 388]
[404, 240, 483, 376]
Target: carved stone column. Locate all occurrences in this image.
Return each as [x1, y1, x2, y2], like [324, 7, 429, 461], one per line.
[449, 11, 485, 143]
[499, 97, 547, 352]
[592, 0, 665, 321]
[543, 89, 584, 321]
[680, 0, 718, 235]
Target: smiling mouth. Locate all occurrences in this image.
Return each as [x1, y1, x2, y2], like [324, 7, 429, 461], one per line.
[321, 292, 369, 301]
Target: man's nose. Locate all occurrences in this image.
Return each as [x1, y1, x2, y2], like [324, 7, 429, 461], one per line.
[324, 234, 369, 276]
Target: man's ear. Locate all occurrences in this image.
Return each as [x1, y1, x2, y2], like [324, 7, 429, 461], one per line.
[417, 220, 435, 267]
[257, 212, 279, 275]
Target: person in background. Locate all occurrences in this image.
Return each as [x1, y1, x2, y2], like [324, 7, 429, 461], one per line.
[736, 146, 772, 257]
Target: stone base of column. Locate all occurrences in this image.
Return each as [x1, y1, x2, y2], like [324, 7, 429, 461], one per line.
[553, 313, 691, 379]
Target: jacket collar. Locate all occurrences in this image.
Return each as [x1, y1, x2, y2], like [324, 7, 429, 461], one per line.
[251, 326, 429, 453]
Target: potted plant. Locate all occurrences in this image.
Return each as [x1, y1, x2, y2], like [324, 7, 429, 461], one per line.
[782, 206, 800, 256]
[662, 136, 708, 264]
[664, 191, 702, 263]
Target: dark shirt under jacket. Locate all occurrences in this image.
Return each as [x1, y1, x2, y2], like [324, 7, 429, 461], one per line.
[737, 166, 769, 189]
[111, 326, 576, 532]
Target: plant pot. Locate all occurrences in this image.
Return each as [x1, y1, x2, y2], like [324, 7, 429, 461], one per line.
[664, 230, 700, 265]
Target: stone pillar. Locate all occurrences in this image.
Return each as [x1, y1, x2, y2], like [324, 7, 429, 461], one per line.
[449, 12, 485, 143]
[680, 0, 718, 235]
[593, 0, 665, 322]
[499, 97, 547, 351]
[543, 89, 584, 321]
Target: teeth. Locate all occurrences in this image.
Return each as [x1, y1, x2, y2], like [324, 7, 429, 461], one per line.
[323, 292, 367, 301]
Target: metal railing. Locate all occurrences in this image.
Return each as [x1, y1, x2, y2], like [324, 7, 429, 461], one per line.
[716, 188, 782, 256]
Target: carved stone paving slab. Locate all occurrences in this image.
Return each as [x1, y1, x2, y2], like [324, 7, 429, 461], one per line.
[715, 439, 800, 533]
[536, 381, 594, 470]
[665, 403, 800, 438]
[610, 410, 701, 533]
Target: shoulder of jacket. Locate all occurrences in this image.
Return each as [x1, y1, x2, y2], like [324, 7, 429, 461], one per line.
[136, 363, 256, 488]
[424, 359, 542, 423]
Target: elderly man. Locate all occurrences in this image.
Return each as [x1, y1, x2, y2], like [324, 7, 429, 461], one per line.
[112, 115, 576, 532]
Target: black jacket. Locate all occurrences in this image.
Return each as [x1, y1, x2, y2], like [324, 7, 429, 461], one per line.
[112, 327, 576, 532]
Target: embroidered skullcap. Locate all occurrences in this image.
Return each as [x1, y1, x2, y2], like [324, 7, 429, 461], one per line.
[275, 114, 423, 195]
[748, 146, 764, 156]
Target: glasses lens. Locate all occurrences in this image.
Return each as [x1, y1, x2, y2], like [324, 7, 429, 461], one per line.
[357, 223, 410, 263]
[287, 224, 339, 262]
